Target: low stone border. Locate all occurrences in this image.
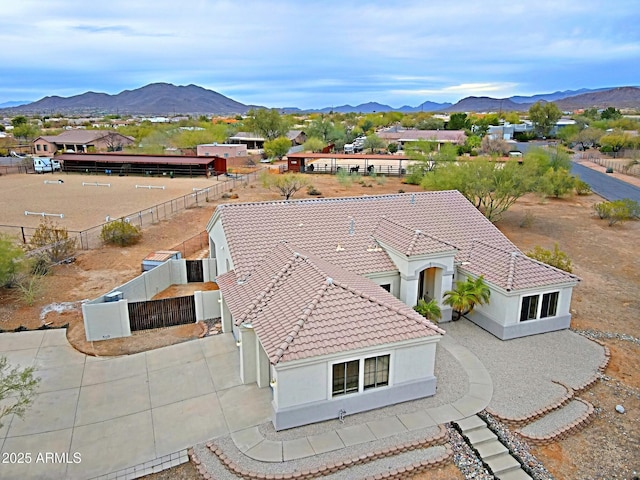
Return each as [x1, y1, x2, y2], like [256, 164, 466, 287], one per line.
[194, 426, 451, 480]
[515, 398, 596, 446]
[486, 335, 610, 428]
[485, 381, 575, 428]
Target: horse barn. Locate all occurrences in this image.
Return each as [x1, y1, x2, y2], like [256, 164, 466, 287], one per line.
[286, 152, 411, 176]
[56, 153, 227, 178]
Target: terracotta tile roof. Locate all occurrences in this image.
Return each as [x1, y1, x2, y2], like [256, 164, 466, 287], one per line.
[461, 240, 578, 291]
[217, 243, 444, 364]
[214, 191, 579, 292]
[37, 130, 129, 144]
[373, 217, 457, 256]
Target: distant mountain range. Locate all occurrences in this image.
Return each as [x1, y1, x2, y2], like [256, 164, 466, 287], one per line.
[1, 83, 639, 116]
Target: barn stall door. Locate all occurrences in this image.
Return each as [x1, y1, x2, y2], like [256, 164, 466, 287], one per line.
[186, 260, 204, 283]
[128, 295, 196, 331]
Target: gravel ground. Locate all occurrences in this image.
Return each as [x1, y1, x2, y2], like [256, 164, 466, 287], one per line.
[259, 345, 468, 441]
[519, 399, 589, 437]
[194, 426, 445, 480]
[443, 319, 605, 418]
[573, 328, 640, 346]
[479, 411, 555, 480]
[446, 425, 493, 480]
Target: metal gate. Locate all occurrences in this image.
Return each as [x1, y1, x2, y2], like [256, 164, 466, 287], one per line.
[186, 260, 204, 282]
[128, 295, 196, 331]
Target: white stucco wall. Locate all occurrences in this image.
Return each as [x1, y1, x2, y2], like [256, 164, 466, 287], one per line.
[365, 271, 401, 298]
[208, 218, 234, 277]
[273, 338, 439, 410]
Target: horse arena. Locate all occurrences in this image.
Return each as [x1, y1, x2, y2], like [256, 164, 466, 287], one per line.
[0, 172, 229, 243]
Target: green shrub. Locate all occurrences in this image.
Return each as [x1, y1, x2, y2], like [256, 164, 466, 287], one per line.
[526, 243, 572, 273]
[593, 199, 639, 226]
[574, 179, 592, 195]
[413, 299, 442, 321]
[307, 185, 322, 196]
[100, 219, 142, 246]
[28, 218, 76, 264]
[375, 174, 387, 185]
[336, 169, 353, 187]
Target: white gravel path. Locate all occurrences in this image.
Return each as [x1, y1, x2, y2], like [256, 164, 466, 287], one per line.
[443, 319, 605, 418]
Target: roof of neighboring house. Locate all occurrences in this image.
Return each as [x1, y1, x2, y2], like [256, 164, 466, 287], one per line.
[286, 130, 305, 140]
[56, 153, 219, 166]
[213, 191, 577, 292]
[217, 243, 444, 364]
[378, 129, 467, 143]
[36, 130, 133, 145]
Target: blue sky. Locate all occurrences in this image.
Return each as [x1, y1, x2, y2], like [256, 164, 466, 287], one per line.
[1, 0, 639, 109]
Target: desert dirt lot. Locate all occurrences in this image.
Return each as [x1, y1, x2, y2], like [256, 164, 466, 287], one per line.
[1, 169, 639, 479]
[0, 172, 226, 233]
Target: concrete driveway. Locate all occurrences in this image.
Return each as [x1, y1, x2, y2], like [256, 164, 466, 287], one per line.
[0, 330, 271, 479]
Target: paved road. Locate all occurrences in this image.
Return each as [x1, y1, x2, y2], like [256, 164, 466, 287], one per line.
[571, 162, 640, 202]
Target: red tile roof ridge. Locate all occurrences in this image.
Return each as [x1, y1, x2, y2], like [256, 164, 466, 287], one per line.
[234, 255, 298, 326]
[270, 282, 330, 364]
[375, 216, 458, 256]
[216, 190, 460, 211]
[329, 277, 445, 335]
[465, 239, 580, 288]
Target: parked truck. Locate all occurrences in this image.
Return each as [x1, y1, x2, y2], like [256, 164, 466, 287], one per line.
[33, 157, 61, 173]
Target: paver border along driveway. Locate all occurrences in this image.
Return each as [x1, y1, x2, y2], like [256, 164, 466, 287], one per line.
[0, 330, 271, 480]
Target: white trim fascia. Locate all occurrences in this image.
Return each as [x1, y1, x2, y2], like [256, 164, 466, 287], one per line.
[273, 334, 442, 371]
[206, 208, 223, 233]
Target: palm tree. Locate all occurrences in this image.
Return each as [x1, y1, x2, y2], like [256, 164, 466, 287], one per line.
[413, 298, 442, 322]
[443, 275, 490, 320]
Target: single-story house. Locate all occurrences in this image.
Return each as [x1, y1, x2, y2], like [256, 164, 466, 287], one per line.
[197, 143, 247, 158]
[33, 130, 135, 156]
[206, 191, 579, 430]
[228, 130, 307, 150]
[377, 129, 467, 150]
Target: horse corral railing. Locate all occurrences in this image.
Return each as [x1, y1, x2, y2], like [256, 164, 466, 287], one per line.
[1, 169, 262, 255]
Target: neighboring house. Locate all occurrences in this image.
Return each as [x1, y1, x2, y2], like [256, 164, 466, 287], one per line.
[206, 191, 578, 429]
[377, 129, 467, 150]
[197, 143, 247, 158]
[33, 130, 134, 156]
[286, 129, 307, 146]
[228, 130, 307, 150]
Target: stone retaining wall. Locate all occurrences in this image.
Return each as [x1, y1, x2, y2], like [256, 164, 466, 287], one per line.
[188, 425, 453, 480]
[515, 398, 596, 446]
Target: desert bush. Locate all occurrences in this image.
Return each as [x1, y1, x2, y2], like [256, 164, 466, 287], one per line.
[526, 243, 572, 273]
[100, 219, 142, 246]
[375, 174, 387, 185]
[336, 169, 353, 187]
[574, 179, 592, 195]
[28, 218, 76, 264]
[307, 185, 322, 196]
[594, 199, 640, 226]
[519, 210, 536, 228]
[15, 274, 44, 306]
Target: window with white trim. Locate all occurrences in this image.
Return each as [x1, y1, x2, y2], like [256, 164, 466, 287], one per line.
[364, 355, 390, 390]
[520, 292, 559, 322]
[332, 360, 359, 397]
[332, 354, 391, 397]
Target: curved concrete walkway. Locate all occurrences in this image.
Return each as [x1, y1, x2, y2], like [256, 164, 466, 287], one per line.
[0, 330, 271, 480]
[231, 334, 493, 462]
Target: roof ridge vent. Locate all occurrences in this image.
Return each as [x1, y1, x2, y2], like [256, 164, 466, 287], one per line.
[326, 277, 333, 285]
